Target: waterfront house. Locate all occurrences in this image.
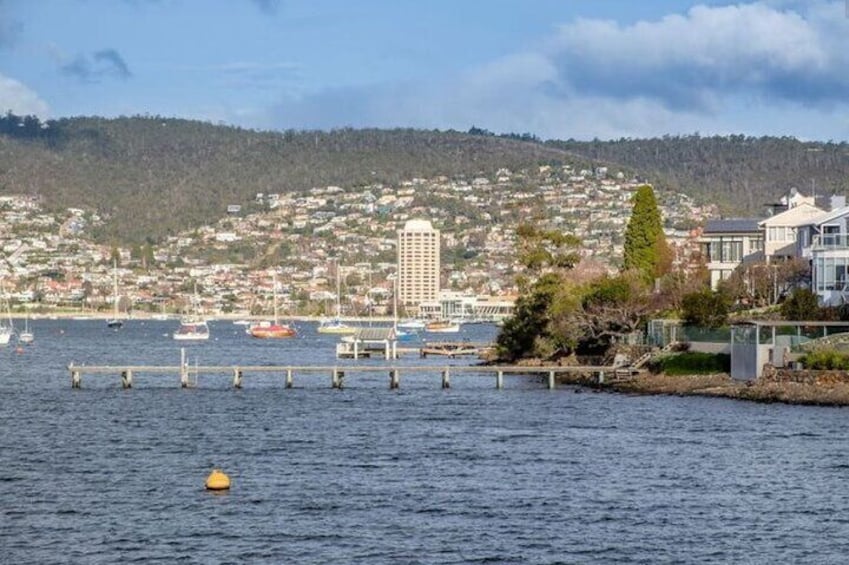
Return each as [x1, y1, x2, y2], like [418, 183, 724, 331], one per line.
[797, 196, 849, 306]
[698, 219, 764, 290]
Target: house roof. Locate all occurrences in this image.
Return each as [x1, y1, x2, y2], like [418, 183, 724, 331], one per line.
[758, 202, 826, 228]
[804, 205, 849, 228]
[352, 327, 396, 341]
[703, 218, 760, 234]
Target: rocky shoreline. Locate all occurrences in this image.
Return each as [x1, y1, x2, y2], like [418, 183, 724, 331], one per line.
[556, 370, 849, 408]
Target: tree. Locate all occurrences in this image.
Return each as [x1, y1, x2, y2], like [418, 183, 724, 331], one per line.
[496, 273, 573, 360]
[623, 184, 671, 282]
[681, 289, 731, 328]
[781, 288, 821, 321]
[571, 273, 654, 349]
[515, 223, 581, 277]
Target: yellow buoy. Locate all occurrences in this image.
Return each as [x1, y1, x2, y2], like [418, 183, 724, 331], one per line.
[205, 469, 231, 491]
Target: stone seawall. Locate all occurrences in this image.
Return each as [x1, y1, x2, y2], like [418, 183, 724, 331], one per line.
[759, 364, 849, 386]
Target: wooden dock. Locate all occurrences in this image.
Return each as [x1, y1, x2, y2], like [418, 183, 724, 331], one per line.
[420, 341, 493, 358]
[67, 358, 617, 390]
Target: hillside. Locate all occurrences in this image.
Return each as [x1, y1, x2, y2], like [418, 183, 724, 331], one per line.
[3, 115, 849, 245]
[0, 115, 576, 243]
[549, 135, 849, 215]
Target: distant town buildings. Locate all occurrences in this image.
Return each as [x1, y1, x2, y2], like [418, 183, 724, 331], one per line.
[397, 219, 440, 308]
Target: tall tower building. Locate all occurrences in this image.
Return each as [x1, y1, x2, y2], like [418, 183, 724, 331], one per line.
[397, 219, 440, 307]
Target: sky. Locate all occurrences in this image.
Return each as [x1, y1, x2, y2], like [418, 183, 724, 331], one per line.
[1, 0, 849, 140]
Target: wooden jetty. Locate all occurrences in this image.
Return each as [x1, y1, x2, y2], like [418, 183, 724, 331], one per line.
[420, 341, 493, 358]
[67, 350, 619, 391]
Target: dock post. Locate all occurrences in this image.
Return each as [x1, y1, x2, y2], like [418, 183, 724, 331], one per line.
[441, 368, 451, 389]
[71, 370, 81, 389]
[180, 348, 189, 388]
[598, 371, 605, 385]
[285, 368, 293, 389]
[121, 370, 133, 389]
[233, 368, 243, 389]
[548, 370, 556, 390]
[389, 369, 399, 389]
[332, 369, 344, 389]
[496, 371, 503, 389]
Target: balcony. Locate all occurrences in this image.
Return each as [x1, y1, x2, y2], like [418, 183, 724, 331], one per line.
[811, 234, 849, 250]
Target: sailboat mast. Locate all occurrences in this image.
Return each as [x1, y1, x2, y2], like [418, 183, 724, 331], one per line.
[113, 261, 119, 318]
[336, 262, 341, 318]
[272, 272, 279, 325]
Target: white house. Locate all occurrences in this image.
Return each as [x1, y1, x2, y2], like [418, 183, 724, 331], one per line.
[796, 196, 849, 306]
[758, 202, 825, 262]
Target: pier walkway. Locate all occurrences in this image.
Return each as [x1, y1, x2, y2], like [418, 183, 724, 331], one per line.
[67, 361, 620, 390]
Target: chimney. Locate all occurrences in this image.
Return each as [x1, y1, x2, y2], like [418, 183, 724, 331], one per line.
[831, 194, 846, 211]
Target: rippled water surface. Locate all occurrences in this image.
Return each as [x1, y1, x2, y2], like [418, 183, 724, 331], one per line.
[2, 320, 849, 563]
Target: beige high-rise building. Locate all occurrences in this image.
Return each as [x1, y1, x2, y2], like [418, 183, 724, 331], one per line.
[397, 219, 440, 307]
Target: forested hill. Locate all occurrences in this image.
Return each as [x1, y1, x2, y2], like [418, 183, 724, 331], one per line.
[549, 135, 849, 215]
[3, 114, 849, 244]
[0, 115, 575, 243]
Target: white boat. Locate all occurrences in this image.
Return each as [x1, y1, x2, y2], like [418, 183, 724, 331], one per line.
[0, 298, 13, 346]
[317, 262, 357, 335]
[173, 318, 209, 341]
[18, 317, 33, 344]
[317, 317, 357, 335]
[173, 285, 209, 341]
[397, 318, 426, 330]
[106, 261, 123, 329]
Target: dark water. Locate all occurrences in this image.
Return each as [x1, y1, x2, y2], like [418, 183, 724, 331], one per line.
[2, 320, 849, 564]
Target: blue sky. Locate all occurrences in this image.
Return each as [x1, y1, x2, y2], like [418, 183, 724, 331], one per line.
[1, 0, 848, 140]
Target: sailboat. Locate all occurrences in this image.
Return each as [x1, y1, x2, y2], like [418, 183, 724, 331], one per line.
[317, 263, 356, 335]
[249, 273, 296, 339]
[173, 285, 209, 341]
[106, 261, 123, 328]
[0, 297, 12, 346]
[18, 316, 33, 344]
[392, 277, 416, 342]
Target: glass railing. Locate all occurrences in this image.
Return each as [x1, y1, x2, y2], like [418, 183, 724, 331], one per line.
[812, 234, 849, 249]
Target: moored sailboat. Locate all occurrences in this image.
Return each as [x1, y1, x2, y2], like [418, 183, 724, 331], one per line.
[173, 285, 209, 341]
[106, 261, 123, 329]
[317, 262, 356, 335]
[249, 273, 296, 339]
[18, 316, 33, 344]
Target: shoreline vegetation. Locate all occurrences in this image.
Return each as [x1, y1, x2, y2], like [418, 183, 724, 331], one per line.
[558, 371, 849, 408]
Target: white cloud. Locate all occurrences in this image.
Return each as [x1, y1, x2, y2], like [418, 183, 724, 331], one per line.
[266, 1, 849, 140]
[0, 74, 49, 117]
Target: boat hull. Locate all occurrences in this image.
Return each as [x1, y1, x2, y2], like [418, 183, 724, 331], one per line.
[249, 324, 296, 338]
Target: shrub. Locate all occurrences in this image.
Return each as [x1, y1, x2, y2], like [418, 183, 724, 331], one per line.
[781, 288, 821, 321]
[800, 348, 849, 370]
[653, 352, 730, 375]
[681, 289, 730, 328]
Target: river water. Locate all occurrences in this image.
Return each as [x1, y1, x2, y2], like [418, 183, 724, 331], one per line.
[1, 320, 849, 564]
